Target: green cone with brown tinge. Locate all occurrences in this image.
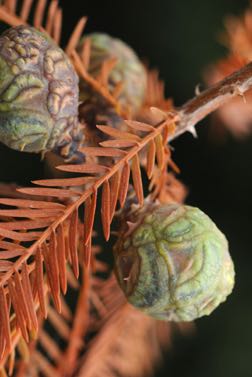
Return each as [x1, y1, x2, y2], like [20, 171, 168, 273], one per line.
[0, 25, 79, 154]
[114, 202, 235, 321]
[77, 32, 147, 114]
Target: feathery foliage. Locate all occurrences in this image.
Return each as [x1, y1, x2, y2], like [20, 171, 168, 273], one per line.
[0, 1, 251, 376]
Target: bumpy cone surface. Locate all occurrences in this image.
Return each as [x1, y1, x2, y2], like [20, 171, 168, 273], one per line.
[114, 202, 235, 321]
[78, 33, 147, 114]
[0, 25, 79, 153]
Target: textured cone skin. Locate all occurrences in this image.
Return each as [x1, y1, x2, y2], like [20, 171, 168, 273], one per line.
[114, 202, 235, 321]
[0, 25, 79, 153]
[78, 33, 147, 114]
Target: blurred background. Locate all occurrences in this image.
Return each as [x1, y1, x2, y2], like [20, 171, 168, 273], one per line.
[1, 0, 251, 376]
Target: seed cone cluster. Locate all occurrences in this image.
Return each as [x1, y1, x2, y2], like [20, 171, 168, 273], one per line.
[0, 3, 243, 375]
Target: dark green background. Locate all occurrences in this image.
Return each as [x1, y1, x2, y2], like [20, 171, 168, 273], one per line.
[1, 0, 252, 376]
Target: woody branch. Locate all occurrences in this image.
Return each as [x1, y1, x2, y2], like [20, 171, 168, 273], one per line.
[171, 61, 252, 140]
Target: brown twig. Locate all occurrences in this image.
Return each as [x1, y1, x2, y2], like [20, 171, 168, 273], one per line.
[174, 61, 252, 138]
